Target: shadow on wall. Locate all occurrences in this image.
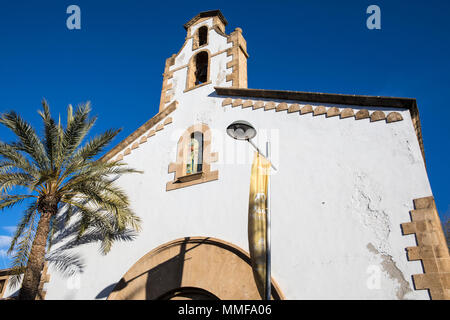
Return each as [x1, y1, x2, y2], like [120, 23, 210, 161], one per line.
[46, 206, 139, 280]
[95, 283, 117, 299]
[106, 237, 203, 300]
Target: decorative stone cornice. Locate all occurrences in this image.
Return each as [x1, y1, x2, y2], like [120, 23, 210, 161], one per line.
[216, 87, 426, 166]
[221, 98, 404, 125]
[401, 196, 450, 300]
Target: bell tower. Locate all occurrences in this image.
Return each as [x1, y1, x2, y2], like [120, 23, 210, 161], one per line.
[158, 10, 249, 112]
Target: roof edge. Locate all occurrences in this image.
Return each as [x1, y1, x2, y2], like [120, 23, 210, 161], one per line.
[214, 87, 416, 109]
[184, 10, 228, 30]
[101, 101, 178, 162]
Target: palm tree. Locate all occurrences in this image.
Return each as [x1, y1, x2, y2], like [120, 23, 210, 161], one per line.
[0, 100, 141, 300]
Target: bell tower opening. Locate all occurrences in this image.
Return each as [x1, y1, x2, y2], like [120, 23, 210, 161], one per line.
[194, 51, 208, 85]
[185, 50, 210, 90]
[198, 26, 208, 46]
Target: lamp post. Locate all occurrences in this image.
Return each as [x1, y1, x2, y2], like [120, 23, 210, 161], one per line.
[226, 120, 274, 300]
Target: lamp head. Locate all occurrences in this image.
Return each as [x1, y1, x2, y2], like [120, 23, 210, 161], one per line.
[226, 120, 257, 140]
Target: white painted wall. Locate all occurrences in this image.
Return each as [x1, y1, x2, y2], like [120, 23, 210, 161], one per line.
[41, 18, 432, 300]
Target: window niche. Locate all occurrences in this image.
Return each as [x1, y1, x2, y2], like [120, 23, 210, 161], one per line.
[198, 26, 208, 46]
[167, 124, 218, 191]
[185, 51, 211, 92]
[186, 131, 203, 175]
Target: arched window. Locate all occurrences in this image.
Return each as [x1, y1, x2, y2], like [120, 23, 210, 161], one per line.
[186, 132, 203, 174]
[193, 26, 208, 50]
[198, 26, 208, 46]
[186, 51, 210, 91]
[194, 51, 208, 85]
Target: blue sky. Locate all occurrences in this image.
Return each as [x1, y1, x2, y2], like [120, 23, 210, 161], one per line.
[0, 0, 449, 268]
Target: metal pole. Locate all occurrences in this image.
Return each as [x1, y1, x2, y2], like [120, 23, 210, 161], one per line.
[265, 141, 271, 300]
[248, 139, 277, 171]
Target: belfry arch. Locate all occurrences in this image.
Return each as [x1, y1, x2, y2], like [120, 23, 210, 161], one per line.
[186, 50, 210, 90]
[107, 237, 284, 300]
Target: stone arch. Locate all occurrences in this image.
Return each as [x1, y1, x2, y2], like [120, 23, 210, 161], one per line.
[107, 237, 284, 300]
[193, 25, 209, 50]
[186, 49, 211, 90]
[157, 286, 219, 300]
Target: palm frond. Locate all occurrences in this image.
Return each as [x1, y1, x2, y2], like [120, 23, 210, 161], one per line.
[0, 172, 36, 193]
[8, 206, 38, 289]
[8, 203, 38, 254]
[61, 129, 121, 181]
[0, 111, 49, 170]
[38, 99, 64, 171]
[0, 194, 35, 211]
[73, 128, 120, 161]
[62, 102, 96, 161]
[0, 142, 39, 177]
[61, 196, 141, 254]
[0, 160, 17, 174]
[60, 160, 141, 192]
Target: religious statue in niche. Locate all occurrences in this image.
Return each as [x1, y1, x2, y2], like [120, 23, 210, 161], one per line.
[186, 132, 203, 174]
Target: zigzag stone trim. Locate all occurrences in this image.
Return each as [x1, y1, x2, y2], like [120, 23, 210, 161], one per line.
[222, 98, 404, 124]
[101, 101, 177, 163]
[401, 196, 450, 300]
[114, 115, 174, 162]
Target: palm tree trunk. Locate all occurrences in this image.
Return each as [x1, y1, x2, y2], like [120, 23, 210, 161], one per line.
[18, 212, 52, 300]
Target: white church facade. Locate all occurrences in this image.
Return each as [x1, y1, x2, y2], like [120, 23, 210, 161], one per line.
[1, 10, 448, 300]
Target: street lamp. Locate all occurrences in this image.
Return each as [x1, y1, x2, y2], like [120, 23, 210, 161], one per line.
[226, 121, 276, 170]
[226, 120, 257, 140]
[226, 120, 273, 300]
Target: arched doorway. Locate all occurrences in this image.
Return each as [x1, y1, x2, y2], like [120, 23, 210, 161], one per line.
[107, 237, 284, 300]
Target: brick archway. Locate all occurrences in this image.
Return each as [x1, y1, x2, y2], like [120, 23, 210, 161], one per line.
[107, 237, 284, 300]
